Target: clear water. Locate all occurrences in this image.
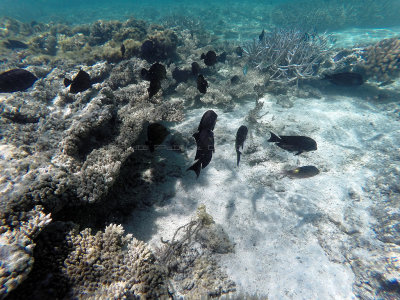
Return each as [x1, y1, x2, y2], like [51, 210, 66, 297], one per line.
[1, 0, 400, 299]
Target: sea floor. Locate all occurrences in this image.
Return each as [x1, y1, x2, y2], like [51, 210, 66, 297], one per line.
[124, 84, 400, 299]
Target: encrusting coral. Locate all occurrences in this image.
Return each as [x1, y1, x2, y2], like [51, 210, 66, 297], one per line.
[0, 206, 51, 297]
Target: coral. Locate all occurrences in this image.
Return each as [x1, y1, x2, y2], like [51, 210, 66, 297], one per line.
[141, 28, 179, 62]
[7, 222, 169, 299]
[242, 28, 331, 83]
[157, 205, 236, 298]
[0, 206, 51, 298]
[363, 37, 400, 82]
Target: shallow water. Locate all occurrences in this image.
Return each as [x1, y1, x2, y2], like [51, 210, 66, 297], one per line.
[1, 0, 400, 299]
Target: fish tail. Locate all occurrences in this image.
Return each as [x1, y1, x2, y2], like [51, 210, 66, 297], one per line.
[64, 78, 72, 87]
[268, 132, 281, 142]
[187, 160, 202, 178]
[237, 150, 241, 167]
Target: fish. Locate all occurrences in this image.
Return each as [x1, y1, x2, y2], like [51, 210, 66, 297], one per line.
[285, 165, 320, 178]
[235, 46, 243, 57]
[197, 74, 208, 94]
[201, 50, 217, 66]
[191, 62, 201, 76]
[187, 110, 218, 178]
[145, 123, 169, 152]
[230, 75, 240, 85]
[196, 110, 218, 133]
[64, 70, 92, 93]
[324, 72, 364, 86]
[235, 125, 248, 166]
[0, 69, 38, 93]
[187, 129, 215, 178]
[268, 132, 317, 155]
[243, 65, 248, 76]
[217, 52, 227, 63]
[259, 29, 265, 41]
[4, 39, 28, 50]
[120, 43, 126, 57]
[141, 62, 167, 98]
[172, 68, 192, 83]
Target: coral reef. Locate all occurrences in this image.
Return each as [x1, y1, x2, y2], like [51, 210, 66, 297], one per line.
[0, 206, 51, 297]
[363, 37, 400, 82]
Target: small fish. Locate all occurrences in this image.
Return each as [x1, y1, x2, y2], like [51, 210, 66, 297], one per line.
[235, 125, 248, 166]
[268, 132, 317, 155]
[172, 68, 192, 83]
[120, 43, 126, 57]
[285, 165, 320, 178]
[217, 51, 227, 63]
[191, 62, 201, 76]
[4, 39, 28, 50]
[64, 70, 92, 93]
[197, 74, 208, 94]
[201, 50, 217, 66]
[187, 110, 218, 178]
[324, 72, 363, 86]
[235, 46, 243, 57]
[230, 75, 240, 85]
[146, 123, 169, 152]
[0, 69, 37, 93]
[243, 65, 248, 76]
[259, 29, 265, 41]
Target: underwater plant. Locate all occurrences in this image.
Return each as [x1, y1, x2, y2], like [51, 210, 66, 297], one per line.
[242, 28, 332, 83]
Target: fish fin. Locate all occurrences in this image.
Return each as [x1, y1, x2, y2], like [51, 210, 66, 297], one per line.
[193, 132, 200, 142]
[237, 150, 241, 167]
[187, 160, 202, 178]
[201, 53, 205, 59]
[268, 132, 281, 142]
[64, 78, 72, 87]
[295, 150, 303, 155]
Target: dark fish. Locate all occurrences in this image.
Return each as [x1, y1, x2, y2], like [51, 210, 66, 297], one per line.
[141, 63, 167, 98]
[268, 132, 317, 155]
[235, 125, 248, 167]
[172, 68, 192, 83]
[285, 165, 320, 178]
[235, 46, 243, 57]
[146, 123, 169, 152]
[217, 51, 227, 63]
[259, 29, 265, 41]
[230, 75, 240, 85]
[121, 43, 126, 57]
[324, 72, 363, 86]
[196, 110, 218, 132]
[192, 62, 201, 76]
[197, 74, 208, 94]
[0, 69, 37, 93]
[187, 129, 215, 178]
[64, 70, 92, 93]
[140, 40, 155, 62]
[4, 39, 28, 50]
[201, 50, 217, 66]
[187, 110, 218, 178]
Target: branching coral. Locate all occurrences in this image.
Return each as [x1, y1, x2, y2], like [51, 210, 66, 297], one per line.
[242, 29, 332, 83]
[363, 37, 400, 82]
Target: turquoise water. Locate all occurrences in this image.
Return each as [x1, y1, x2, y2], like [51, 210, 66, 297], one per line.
[1, 0, 400, 299]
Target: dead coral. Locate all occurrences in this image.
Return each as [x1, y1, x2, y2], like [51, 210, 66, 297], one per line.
[0, 206, 51, 297]
[363, 37, 400, 82]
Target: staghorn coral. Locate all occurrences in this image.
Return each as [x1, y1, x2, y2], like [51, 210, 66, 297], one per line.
[363, 37, 400, 82]
[242, 28, 332, 83]
[0, 206, 51, 298]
